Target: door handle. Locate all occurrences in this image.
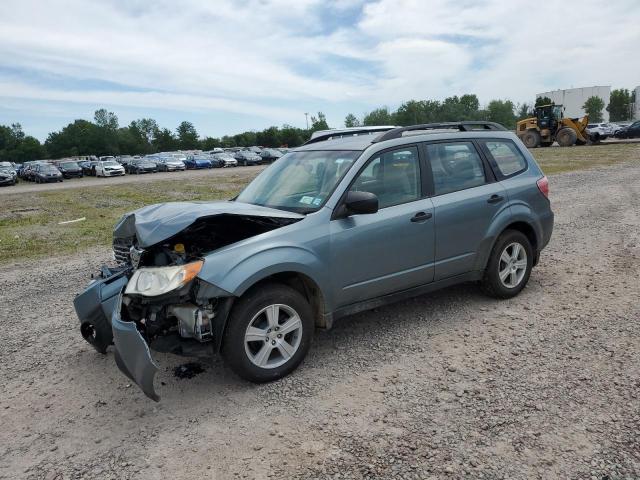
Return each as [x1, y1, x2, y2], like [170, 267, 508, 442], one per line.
[410, 211, 432, 222]
[487, 194, 504, 204]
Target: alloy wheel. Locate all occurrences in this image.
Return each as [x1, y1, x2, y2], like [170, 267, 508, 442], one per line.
[498, 242, 527, 288]
[244, 304, 303, 369]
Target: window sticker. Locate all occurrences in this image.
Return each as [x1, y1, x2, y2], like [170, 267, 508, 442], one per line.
[300, 196, 314, 205]
[312, 197, 322, 206]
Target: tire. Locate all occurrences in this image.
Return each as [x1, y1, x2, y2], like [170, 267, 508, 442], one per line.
[480, 230, 533, 299]
[222, 283, 314, 383]
[521, 130, 541, 148]
[556, 128, 577, 147]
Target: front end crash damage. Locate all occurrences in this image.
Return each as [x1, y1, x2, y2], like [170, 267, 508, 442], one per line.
[74, 201, 302, 400]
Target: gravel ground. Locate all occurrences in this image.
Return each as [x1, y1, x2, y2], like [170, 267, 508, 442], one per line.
[1, 161, 639, 480]
[0, 165, 266, 195]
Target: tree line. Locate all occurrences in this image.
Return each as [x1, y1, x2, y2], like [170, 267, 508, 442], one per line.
[0, 88, 635, 163]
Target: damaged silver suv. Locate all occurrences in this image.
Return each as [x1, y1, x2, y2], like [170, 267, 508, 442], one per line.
[75, 123, 554, 400]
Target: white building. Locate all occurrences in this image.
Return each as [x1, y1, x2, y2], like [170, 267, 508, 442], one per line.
[536, 86, 611, 122]
[633, 86, 640, 120]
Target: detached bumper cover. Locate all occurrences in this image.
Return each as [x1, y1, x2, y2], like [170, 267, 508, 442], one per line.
[111, 297, 160, 402]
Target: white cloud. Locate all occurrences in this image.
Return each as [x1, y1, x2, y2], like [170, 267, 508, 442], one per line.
[0, 0, 638, 133]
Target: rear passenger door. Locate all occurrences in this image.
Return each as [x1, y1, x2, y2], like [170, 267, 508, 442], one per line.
[425, 141, 508, 281]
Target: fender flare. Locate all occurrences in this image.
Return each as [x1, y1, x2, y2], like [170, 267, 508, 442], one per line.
[473, 204, 543, 272]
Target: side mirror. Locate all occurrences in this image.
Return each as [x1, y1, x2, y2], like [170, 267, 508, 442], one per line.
[343, 191, 379, 215]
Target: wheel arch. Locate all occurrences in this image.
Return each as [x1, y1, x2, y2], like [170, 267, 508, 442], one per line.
[476, 216, 542, 272]
[239, 271, 329, 329]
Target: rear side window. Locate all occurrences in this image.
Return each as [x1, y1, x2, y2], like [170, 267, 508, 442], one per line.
[426, 142, 486, 196]
[482, 140, 527, 177]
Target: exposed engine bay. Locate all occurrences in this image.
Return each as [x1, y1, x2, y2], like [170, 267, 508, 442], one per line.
[136, 214, 300, 267]
[111, 211, 301, 356]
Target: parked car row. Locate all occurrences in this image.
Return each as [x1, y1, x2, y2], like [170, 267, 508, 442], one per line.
[1, 146, 291, 187]
[584, 121, 640, 141]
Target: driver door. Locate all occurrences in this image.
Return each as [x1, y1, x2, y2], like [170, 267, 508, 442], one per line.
[330, 145, 435, 308]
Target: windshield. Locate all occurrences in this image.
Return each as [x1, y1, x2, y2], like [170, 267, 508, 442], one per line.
[61, 162, 79, 168]
[236, 150, 360, 213]
[103, 161, 120, 166]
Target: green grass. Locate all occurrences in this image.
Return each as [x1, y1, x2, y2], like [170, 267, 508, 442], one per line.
[1, 143, 638, 264]
[530, 142, 640, 175]
[0, 172, 254, 264]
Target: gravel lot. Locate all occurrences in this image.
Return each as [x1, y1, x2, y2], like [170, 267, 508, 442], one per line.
[0, 165, 266, 196]
[1, 161, 639, 480]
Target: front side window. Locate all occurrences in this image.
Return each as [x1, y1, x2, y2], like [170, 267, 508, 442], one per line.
[350, 146, 420, 209]
[482, 140, 527, 177]
[426, 142, 486, 196]
[236, 150, 360, 213]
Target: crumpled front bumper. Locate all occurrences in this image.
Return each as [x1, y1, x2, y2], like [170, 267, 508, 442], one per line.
[111, 296, 160, 401]
[74, 269, 161, 401]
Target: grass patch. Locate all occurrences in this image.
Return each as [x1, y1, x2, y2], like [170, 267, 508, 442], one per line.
[0, 172, 254, 263]
[530, 142, 640, 175]
[1, 143, 638, 264]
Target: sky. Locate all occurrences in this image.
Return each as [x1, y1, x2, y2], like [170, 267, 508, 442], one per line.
[1, 0, 639, 141]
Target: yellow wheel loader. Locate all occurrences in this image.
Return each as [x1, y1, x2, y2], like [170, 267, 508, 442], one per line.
[516, 104, 590, 148]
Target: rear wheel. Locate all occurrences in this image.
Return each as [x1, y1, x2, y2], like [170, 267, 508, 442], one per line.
[521, 130, 541, 148]
[556, 128, 578, 147]
[481, 230, 533, 299]
[222, 283, 314, 383]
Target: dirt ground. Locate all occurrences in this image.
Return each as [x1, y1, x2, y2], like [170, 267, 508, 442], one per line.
[1, 161, 639, 480]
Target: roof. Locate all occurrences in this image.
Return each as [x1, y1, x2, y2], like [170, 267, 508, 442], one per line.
[295, 121, 510, 152]
[294, 135, 376, 151]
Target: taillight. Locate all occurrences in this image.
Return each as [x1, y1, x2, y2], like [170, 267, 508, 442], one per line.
[537, 176, 549, 199]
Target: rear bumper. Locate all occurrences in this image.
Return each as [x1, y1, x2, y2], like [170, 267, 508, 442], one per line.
[539, 209, 554, 250]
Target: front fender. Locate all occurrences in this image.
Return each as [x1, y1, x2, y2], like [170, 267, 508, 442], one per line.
[198, 244, 332, 308]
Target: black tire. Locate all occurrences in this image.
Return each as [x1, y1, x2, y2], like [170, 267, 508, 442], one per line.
[480, 230, 533, 299]
[556, 128, 577, 147]
[222, 283, 314, 383]
[521, 130, 541, 148]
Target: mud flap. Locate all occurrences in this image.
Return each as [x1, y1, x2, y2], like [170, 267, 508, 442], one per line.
[111, 295, 160, 401]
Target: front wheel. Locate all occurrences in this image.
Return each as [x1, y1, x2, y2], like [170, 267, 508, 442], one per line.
[481, 230, 533, 299]
[222, 283, 314, 383]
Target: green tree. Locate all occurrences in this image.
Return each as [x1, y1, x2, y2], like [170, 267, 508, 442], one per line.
[94, 108, 119, 130]
[516, 103, 532, 120]
[486, 100, 517, 129]
[583, 96, 605, 123]
[279, 125, 304, 147]
[607, 88, 631, 122]
[344, 113, 361, 128]
[310, 112, 329, 132]
[256, 126, 281, 147]
[45, 119, 103, 158]
[176, 121, 199, 149]
[152, 127, 178, 152]
[363, 107, 393, 126]
[200, 137, 221, 150]
[535, 96, 553, 107]
[0, 123, 46, 162]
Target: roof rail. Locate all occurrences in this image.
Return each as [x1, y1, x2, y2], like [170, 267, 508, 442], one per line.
[303, 126, 397, 146]
[372, 121, 508, 143]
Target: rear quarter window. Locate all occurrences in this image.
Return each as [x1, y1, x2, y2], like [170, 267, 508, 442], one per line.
[482, 140, 527, 177]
